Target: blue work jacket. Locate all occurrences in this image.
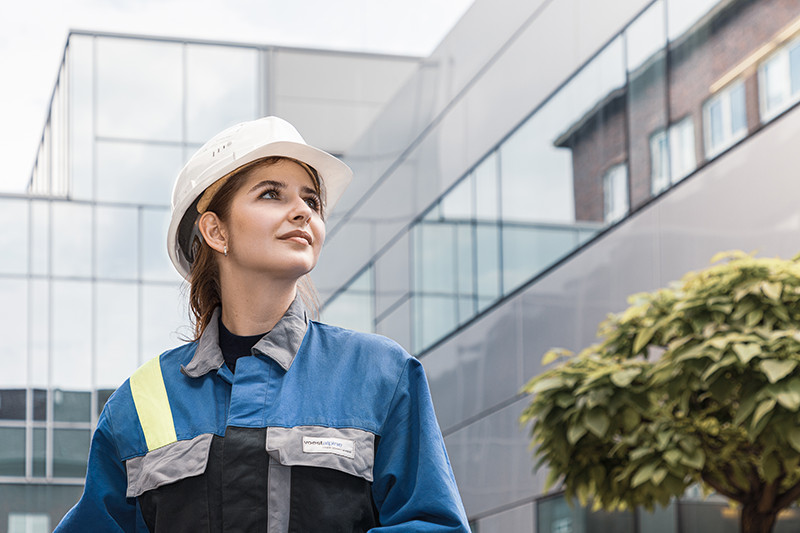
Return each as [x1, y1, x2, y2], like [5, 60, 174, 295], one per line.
[55, 299, 470, 532]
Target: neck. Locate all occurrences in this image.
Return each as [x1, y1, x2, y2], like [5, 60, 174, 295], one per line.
[218, 269, 298, 336]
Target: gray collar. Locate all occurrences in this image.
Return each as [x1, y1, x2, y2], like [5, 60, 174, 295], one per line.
[181, 298, 309, 377]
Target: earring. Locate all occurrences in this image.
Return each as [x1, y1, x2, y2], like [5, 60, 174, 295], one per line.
[223, 245, 228, 257]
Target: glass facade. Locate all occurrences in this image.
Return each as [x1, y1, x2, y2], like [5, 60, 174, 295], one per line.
[0, 30, 420, 529]
[7, 0, 800, 529]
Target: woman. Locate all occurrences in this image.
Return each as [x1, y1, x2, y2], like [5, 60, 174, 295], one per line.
[55, 116, 470, 532]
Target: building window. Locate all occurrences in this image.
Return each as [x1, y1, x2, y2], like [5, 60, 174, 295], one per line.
[8, 513, 50, 533]
[759, 36, 800, 122]
[603, 163, 629, 224]
[650, 117, 696, 194]
[703, 80, 747, 159]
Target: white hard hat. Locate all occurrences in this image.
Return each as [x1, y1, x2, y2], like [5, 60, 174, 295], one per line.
[167, 116, 353, 280]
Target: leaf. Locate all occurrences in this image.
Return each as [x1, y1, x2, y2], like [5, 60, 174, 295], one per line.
[680, 448, 705, 470]
[652, 468, 668, 486]
[664, 449, 682, 466]
[760, 359, 798, 384]
[610, 368, 641, 388]
[530, 376, 566, 395]
[542, 349, 570, 366]
[733, 343, 761, 364]
[746, 309, 763, 327]
[787, 427, 800, 453]
[751, 398, 777, 431]
[631, 461, 658, 488]
[584, 409, 611, 438]
[633, 327, 657, 354]
[567, 424, 587, 445]
[763, 452, 781, 483]
[762, 281, 782, 301]
[772, 379, 800, 411]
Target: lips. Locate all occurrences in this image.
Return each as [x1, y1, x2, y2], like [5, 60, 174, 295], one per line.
[278, 229, 313, 245]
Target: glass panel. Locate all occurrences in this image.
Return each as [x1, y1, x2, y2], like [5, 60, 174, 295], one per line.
[538, 495, 586, 533]
[374, 233, 410, 319]
[8, 513, 50, 533]
[413, 294, 457, 353]
[762, 54, 786, 115]
[0, 427, 25, 476]
[474, 153, 499, 220]
[31, 200, 50, 275]
[96, 205, 138, 279]
[96, 282, 138, 389]
[32, 427, 46, 477]
[0, 390, 25, 420]
[456, 224, 474, 325]
[603, 164, 629, 224]
[0, 198, 29, 275]
[141, 283, 190, 363]
[0, 279, 27, 388]
[52, 202, 92, 277]
[475, 223, 501, 311]
[790, 42, 800, 96]
[53, 389, 91, 423]
[626, 1, 667, 210]
[30, 280, 49, 389]
[69, 34, 94, 201]
[650, 129, 669, 194]
[502, 224, 580, 294]
[639, 501, 676, 533]
[52, 280, 92, 390]
[53, 428, 90, 478]
[729, 83, 747, 135]
[96, 37, 182, 141]
[320, 267, 374, 333]
[441, 174, 473, 220]
[667, 0, 720, 41]
[707, 97, 724, 152]
[96, 141, 183, 205]
[33, 389, 46, 421]
[186, 44, 259, 144]
[678, 501, 737, 533]
[142, 207, 181, 282]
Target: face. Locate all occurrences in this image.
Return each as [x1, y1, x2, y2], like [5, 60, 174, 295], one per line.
[218, 159, 326, 281]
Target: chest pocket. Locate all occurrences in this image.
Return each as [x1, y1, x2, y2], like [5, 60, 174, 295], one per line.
[266, 426, 379, 532]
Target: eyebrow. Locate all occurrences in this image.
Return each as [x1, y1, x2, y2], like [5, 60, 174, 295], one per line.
[248, 179, 319, 197]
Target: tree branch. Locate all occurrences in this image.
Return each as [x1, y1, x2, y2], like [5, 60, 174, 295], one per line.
[702, 472, 744, 502]
[758, 478, 781, 514]
[775, 480, 800, 510]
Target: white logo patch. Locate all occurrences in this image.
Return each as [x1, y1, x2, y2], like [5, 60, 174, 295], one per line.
[302, 436, 355, 458]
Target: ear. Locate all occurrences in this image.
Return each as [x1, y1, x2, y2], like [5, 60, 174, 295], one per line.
[198, 211, 228, 255]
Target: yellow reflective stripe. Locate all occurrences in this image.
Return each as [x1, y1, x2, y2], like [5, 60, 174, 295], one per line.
[130, 356, 177, 451]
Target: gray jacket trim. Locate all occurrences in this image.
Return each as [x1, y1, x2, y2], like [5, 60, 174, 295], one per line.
[267, 456, 291, 533]
[266, 426, 375, 482]
[182, 298, 308, 377]
[125, 433, 213, 498]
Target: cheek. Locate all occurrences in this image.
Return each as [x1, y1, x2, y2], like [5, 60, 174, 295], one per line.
[314, 220, 326, 251]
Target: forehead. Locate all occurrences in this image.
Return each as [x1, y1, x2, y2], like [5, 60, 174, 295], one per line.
[239, 159, 317, 192]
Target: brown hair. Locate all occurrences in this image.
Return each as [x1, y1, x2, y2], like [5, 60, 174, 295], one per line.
[188, 156, 324, 340]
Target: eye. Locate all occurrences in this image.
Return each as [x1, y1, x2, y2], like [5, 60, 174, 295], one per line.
[260, 188, 280, 200]
[304, 195, 321, 212]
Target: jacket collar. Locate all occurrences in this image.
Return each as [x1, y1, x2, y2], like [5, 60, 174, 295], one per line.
[181, 298, 309, 378]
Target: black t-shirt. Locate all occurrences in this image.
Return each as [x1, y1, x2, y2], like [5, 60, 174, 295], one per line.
[217, 316, 268, 373]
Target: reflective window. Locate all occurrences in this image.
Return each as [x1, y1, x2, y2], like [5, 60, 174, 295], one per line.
[0, 198, 29, 275]
[0, 279, 27, 388]
[474, 155, 501, 311]
[141, 207, 181, 282]
[30, 281, 49, 389]
[321, 267, 374, 334]
[759, 36, 800, 122]
[33, 389, 46, 421]
[650, 116, 696, 194]
[52, 280, 92, 390]
[537, 494, 635, 533]
[95, 282, 139, 389]
[52, 202, 92, 277]
[186, 44, 259, 144]
[69, 34, 94, 201]
[8, 512, 50, 533]
[95, 38, 182, 141]
[141, 284, 189, 362]
[32, 427, 46, 477]
[96, 206, 138, 279]
[53, 389, 91, 423]
[53, 428, 90, 478]
[703, 81, 747, 159]
[96, 141, 183, 205]
[0, 427, 25, 476]
[31, 201, 50, 275]
[0, 390, 25, 420]
[603, 163, 629, 224]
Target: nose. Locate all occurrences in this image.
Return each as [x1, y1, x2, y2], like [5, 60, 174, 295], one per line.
[290, 195, 313, 224]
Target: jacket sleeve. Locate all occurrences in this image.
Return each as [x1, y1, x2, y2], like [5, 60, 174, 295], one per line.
[54, 403, 141, 532]
[371, 357, 470, 532]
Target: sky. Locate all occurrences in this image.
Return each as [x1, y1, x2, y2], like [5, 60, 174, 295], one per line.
[0, 0, 474, 193]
